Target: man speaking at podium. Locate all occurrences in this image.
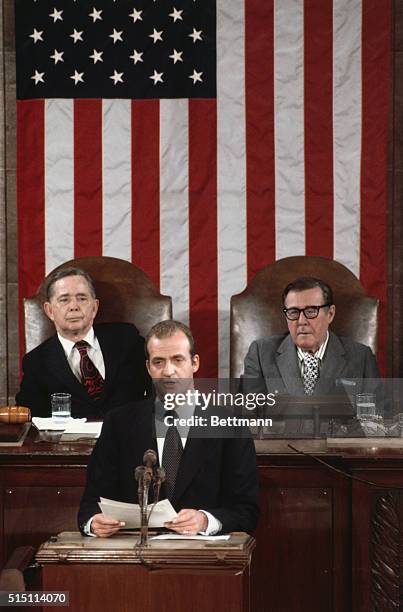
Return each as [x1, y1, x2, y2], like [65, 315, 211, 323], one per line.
[78, 320, 259, 537]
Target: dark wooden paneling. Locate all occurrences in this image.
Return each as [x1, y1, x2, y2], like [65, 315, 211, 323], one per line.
[41, 564, 248, 612]
[4, 439, 403, 611]
[3, 486, 84, 560]
[350, 467, 403, 612]
[253, 464, 350, 612]
[395, 0, 403, 52]
[391, 1, 403, 375]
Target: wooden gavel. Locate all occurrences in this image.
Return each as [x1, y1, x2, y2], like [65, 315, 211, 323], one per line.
[0, 406, 31, 424]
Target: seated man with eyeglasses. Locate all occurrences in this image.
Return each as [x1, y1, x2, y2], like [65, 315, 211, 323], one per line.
[241, 277, 384, 432]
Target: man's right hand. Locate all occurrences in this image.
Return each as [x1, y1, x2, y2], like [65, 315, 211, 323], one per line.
[90, 513, 125, 538]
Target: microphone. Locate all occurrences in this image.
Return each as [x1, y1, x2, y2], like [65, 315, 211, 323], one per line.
[143, 449, 157, 466]
[142, 449, 157, 485]
[135, 466, 146, 481]
[134, 450, 160, 545]
[155, 466, 166, 483]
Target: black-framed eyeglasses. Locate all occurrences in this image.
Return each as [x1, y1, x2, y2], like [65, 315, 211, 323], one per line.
[283, 304, 331, 321]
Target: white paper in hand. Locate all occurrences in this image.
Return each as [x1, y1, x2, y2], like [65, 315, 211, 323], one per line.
[99, 497, 177, 528]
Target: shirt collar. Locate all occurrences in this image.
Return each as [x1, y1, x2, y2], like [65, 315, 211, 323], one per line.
[57, 326, 96, 357]
[154, 394, 196, 422]
[297, 331, 329, 362]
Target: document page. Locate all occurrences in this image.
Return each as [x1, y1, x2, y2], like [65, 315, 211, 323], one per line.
[150, 534, 230, 541]
[99, 497, 177, 528]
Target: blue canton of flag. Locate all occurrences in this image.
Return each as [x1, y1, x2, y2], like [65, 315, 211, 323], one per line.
[16, 0, 216, 99]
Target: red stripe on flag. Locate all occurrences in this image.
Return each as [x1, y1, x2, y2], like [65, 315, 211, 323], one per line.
[304, 0, 334, 257]
[74, 100, 103, 257]
[360, 0, 391, 375]
[17, 100, 45, 356]
[188, 99, 218, 378]
[131, 100, 160, 289]
[245, 0, 275, 280]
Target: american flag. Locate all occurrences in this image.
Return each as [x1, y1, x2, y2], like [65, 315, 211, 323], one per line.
[16, 0, 391, 377]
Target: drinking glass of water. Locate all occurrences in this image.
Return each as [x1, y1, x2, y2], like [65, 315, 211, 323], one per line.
[356, 393, 376, 419]
[51, 393, 72, 424]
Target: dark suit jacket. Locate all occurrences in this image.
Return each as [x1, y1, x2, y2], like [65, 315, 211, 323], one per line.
[16, 323, 151, 418]
[78, 400, 259, 534]
[241, 332, 387, 422]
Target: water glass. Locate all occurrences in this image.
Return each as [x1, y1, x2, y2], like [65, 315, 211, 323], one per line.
[356, 393, 376, 419]
[51, 393, 71, 423]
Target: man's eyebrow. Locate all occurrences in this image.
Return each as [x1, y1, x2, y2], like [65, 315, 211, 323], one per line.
[151, 353, 186, 360]
[56, 292, 89, 298]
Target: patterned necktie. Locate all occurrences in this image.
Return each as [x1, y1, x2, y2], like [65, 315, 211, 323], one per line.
[302, 353, 319, 395]
[162, 413, 183, 498]
[74, 340, 105, 401]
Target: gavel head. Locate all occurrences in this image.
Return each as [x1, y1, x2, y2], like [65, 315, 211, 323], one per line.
[0, 406, 31, 424]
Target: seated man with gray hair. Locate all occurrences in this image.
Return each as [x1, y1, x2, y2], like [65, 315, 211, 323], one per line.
[16, 267, 150, 418]
[241, 277, 385, 431]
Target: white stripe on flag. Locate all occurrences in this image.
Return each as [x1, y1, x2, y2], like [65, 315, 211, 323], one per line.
[274, 0, 305, 259]
[102, 99, 132, 260]
[45, 99, 74, 273]
[333, 0, 362, 276]
[159, 99, 189, 325]
[217, 0, 247, 377]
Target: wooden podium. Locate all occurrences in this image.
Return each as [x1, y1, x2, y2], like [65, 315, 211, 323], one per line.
[36, 532, 255, 612]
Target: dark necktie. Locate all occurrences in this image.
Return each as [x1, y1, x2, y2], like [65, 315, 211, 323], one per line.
[161, 413, 183, 499]
[74, 340, 105, 401]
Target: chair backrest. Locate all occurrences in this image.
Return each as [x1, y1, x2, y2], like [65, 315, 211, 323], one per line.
[24, 256, 172, 353]
[0, 546, 35, 591]
[230, 256, 379, 379]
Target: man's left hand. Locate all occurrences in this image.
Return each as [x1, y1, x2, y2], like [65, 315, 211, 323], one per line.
[164, 509, 208, 535]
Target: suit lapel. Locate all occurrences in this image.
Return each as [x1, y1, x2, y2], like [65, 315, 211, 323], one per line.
[133, 403, 157, 453]
[314, 332, 347, 395]
[276, 335, 305, 395]
[95, 325, 119, 393]
[172, 436, 206, 502]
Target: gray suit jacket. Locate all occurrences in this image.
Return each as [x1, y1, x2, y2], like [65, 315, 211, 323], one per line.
[241, 332, 387, 424]
[243, 331, 380, 394]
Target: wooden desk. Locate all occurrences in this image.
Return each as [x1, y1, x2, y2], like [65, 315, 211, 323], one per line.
[36, 531, 254, 612]
[0, 427, 93, 566]
[1, 428, 403, 611]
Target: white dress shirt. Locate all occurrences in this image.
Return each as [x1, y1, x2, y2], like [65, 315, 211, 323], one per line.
[296, 331, 330, 376]
[58, 327, 105, 380]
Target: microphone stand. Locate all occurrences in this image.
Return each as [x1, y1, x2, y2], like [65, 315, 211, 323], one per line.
[135, 466, 148, 545]
[140, 468, 152, 546]
[135, 450, 163, 547]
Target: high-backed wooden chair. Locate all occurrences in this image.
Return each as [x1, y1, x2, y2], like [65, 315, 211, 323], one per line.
[0, 546, 35, 591]
[230, 256, 379, 379]
[24, 257, 172, 353]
